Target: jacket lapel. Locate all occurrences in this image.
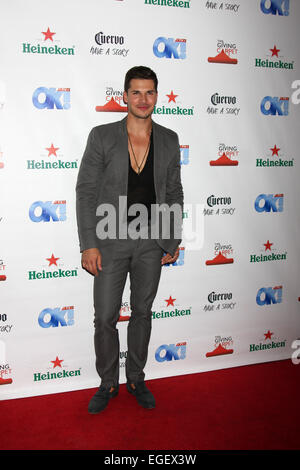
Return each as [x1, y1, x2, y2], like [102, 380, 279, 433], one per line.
[152, 120, 164, 203]
[118, 117, 129, 195]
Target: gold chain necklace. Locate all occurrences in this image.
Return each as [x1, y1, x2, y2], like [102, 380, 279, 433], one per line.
[128, 130, 152, 175]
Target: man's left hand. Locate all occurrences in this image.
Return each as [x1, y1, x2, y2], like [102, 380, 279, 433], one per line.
[161, 247, 179, 265]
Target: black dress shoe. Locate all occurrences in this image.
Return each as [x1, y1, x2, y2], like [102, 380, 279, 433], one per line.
[88, 385, 119, 414]
[126, 381, 155, 409]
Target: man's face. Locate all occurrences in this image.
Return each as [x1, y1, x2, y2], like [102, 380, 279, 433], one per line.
[123, 78, 157, 120]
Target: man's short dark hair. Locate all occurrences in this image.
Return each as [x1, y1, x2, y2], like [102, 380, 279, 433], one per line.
[124, 66, 158, 93]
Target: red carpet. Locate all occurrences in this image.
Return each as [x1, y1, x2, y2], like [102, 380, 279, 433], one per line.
[1, 359, 299, 450]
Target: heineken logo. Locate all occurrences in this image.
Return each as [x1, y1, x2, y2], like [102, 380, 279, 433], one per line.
[119, 296, 191, 321]
[22, 27, 75, 56]
[153, 105, 193, 116]
[23, 43, 75, 55]
[153, 90, 193, 116]
[255, 45, 294, 70]
[152, 295, 191, 320]
[26, 143, 77, 170]
[28, 254, 78, 281]
[27, 160, 77, 170]
[144, 0, 190, 7]
[42, 27, 56, 41]
[33, 357, 81, 382]
[256, 144, 294, 168]
[152, 307, 191, 320]
[250, 240, 287, 263]
[28, 268, 78, 280]
[249, 330, 286, 352]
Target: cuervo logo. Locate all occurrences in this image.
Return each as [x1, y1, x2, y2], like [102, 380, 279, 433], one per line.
[207, 195, 232, 207]
[208, 292, 233, 303]
[211, 93, 237, 106]
[95, 31, 124, 46]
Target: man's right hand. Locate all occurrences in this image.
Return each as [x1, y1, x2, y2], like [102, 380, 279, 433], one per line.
[81, 248, 102, 276]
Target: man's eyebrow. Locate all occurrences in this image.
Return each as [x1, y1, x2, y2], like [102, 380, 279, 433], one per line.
[130, 88, 156, 92]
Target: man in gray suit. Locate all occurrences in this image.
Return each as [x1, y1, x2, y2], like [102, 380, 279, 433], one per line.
[76, 66, 183, 414]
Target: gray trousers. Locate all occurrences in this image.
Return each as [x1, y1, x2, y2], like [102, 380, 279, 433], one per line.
[93, 234, 163, 387]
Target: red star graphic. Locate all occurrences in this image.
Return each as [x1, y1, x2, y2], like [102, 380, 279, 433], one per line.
[165, 296, 176, 307]
[270, 145, 280, 156]
[264, 330, 273, 340]
[51, 357, 64, 368]
[46, 254, 60, 266]
[264, 240, 273, 251]
[270, 45, 280, 57]
[46, 143, 59, 157]
[42, 27, 56, 41]
[166, 91, 178, 103]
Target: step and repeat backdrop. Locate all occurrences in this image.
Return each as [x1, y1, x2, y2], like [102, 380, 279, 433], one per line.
[1, 0, 300, 400]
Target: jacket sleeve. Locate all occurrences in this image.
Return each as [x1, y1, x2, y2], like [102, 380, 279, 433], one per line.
[165, 133, 184, 255]
[75, 127, 104, 252]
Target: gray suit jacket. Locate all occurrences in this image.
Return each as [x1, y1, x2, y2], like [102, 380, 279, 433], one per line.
[76, 117, 183, 262]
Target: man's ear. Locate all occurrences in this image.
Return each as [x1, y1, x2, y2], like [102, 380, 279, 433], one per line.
[123, 91, 128, 104]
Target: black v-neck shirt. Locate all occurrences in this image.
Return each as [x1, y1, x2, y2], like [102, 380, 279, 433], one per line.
[127, 132, 156, 224]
